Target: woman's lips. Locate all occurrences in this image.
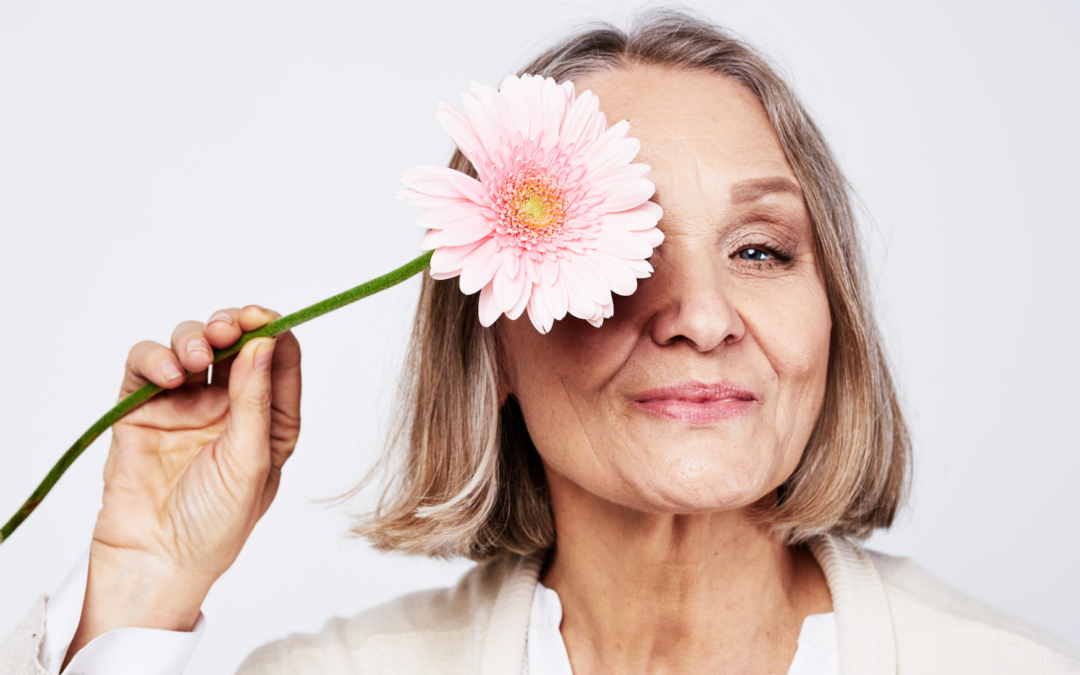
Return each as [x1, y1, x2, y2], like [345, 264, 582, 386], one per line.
[632, 383, 760, 424]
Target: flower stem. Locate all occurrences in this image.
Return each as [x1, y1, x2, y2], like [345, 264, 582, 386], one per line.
[0, 250, 433, 546]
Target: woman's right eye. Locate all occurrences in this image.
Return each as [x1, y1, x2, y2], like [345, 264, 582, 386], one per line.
[737, 247, 774, 262]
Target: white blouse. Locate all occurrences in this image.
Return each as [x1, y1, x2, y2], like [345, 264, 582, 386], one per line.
[40, 546, 838, 675]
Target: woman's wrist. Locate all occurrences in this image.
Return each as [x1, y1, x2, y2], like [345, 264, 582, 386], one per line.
[68, 540, 213, 657]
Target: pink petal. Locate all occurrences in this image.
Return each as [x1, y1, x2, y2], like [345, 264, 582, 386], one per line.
[575, 256, 613, 306]
[499, 75, 532, 141]
[579, 120, 630, 168]
[589, 252, 639, 296]
[478, 282, 501, 327]
[539, 77, 566, 147]
[597, 178, 656, 213]
[396, 189, 462, 209]
[410, 175, 469, 199]
[501, 245, 520, 279]
[430, 240, 484, 276]
[493, 265, 527, 313]
[559, 260, 596, 320]
[561, 90, 600, 151]
[527, 292, 555, 334]
[458, 238, 502, 295]
[638, 226, 665, 248]
[438, 214, 495, 246]
[400, 165, 461, 190]
[524, 75, 544, 142]
[523, 256, 541, 284]
[544, 272, 569, 320]
[625, 258, 655, 278]
[448, 172, 491, 208]
[541, 256, 559, 285]
[600, 201, 663, 231]
[416, 200, 484, 229]
[586, 136, 640, 177]
[587, 304, 612, 328]
[596, 229, 656, 260]
[587, 162, 651, 188]
[462, 90, 504, 157]
[508, 281, 531, 320]
[436, 102, 487, 167]
[421, 229, 443, 250]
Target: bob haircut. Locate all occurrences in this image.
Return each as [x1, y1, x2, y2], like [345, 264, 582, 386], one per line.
[351, 9, 911, 561]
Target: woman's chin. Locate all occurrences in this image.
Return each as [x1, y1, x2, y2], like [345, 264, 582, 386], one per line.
[613, 454, 783, 515]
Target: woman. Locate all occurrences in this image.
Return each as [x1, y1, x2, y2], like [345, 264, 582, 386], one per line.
[3, 11, 1078, 675]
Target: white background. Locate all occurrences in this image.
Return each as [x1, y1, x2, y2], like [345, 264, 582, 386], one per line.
[1, 0, 1077, 671]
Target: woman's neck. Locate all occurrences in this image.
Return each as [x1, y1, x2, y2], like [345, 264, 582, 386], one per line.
[540, 470, 832, 675]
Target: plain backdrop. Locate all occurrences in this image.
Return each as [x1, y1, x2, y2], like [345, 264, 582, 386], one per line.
[1, 0, 1077, 671]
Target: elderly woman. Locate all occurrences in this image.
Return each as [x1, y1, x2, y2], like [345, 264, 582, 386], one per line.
[3, 11, 1078, 675]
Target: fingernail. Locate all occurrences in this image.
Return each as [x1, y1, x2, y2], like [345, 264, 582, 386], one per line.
[187, 340, 210, 357]
[253, 339, 275, 372]
[208, 313, 233, 326]
[161, 359, 184, 382]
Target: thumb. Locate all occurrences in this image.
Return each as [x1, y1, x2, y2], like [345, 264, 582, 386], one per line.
[221, 337, 277, 475]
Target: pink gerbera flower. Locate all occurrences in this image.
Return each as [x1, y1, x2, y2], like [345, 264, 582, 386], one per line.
[398, 74, 664, 333]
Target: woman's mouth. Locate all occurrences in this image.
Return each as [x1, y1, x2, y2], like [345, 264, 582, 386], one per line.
[632, 382, 760, 424]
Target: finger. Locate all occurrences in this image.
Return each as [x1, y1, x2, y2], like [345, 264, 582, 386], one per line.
[170, 320, 214, 375]
[267, 329, 301, 473]
[219, 337, 277, 483]
[208, 306, 282, 389]
[204, 308, 243, 350]
[119, 340, 191, 399]
[238, 305, 281, 333]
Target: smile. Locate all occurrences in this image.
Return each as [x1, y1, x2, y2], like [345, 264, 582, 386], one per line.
[632, 382, 760, 424]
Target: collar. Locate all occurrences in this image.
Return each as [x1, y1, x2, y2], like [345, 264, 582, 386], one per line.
[479, 535, 899, 675]
[810, 535, 898, 675]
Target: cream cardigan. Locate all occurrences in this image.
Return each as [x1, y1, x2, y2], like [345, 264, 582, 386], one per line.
[3, 535, 1078, 674]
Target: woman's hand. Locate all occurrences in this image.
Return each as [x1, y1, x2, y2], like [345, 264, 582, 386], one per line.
[67, 306, 301, 659]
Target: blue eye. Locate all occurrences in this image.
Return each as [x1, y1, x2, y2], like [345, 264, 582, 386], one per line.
[738, 247, 773, 261]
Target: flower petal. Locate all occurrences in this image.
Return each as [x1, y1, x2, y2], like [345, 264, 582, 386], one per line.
[438, 214, 495, 247]
[499, 74, 533, 141]
[587, 136, 640, 177]
[575, 255, 613, 306]
[598, 178, 656, 213]
[589, 252, 639, 296]
[508, 280, 531, 319]
[478, 282, 501, 327]
[544, 272, 569, 320]
[596, 228, 656, 260]
[436, 102, 488, 167]
[579, 119, 629, 167]
[448, 171, 491, 208]
[397, 189, 463, 209]
[416, 200, 484, 229]
[638, 226, 664, 248]
[493, 264, 527, 313]
[527, 291, 555, 334]
[430, 240, 484, 276]
[459, 238, 502, 295]
[601, 201, 663, 231]
[561, 89, 602, 152]
[625, 258, 655, 278]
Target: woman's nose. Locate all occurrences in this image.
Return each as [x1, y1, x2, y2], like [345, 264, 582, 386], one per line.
[646, 256, 745, 353]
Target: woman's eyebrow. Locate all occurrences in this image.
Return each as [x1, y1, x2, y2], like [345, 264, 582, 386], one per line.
[729, 177, 803, 204]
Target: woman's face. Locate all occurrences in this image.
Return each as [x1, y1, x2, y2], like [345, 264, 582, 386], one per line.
[499, 65, 832, 514]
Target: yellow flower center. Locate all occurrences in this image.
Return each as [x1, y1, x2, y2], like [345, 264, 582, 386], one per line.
[494, 167, 568, 246]
[518, 194, 550, 226]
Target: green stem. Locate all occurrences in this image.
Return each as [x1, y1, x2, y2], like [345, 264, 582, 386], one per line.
[0, 250, 433, 546]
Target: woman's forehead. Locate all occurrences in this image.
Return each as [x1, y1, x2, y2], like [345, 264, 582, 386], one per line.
[578, 65, 799, 190]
